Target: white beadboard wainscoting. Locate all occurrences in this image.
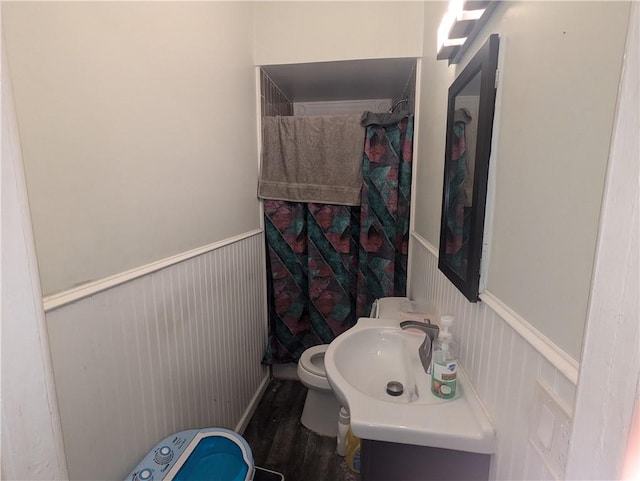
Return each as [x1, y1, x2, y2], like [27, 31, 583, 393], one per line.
[45, 231, 269, 481]
[409, 233, 577, 481]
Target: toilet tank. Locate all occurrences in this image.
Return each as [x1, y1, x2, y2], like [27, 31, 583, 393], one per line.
[371, 297, 439, 325]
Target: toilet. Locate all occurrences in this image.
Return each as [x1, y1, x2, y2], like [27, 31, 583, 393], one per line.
[297, 344, 341, 437]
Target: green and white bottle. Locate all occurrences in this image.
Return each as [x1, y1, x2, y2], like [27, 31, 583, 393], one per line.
[431, 315, 458, 399]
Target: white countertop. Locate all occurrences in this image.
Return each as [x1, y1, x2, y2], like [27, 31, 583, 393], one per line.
[327, 298, 496, 454]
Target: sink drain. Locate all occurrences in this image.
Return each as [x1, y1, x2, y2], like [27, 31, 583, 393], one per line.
[386, 381, 404, 396]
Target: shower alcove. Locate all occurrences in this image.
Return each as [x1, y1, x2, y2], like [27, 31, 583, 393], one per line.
[257, 57, 418, 381]
[259, 57, 418, 119]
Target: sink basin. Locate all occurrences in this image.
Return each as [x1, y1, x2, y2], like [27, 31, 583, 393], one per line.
[325, 317, 496, 454]
[328, 322, 446, 405]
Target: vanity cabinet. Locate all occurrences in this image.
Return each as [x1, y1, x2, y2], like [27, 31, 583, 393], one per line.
[363, 297, 493, 480]
[361, 439, 490, 481]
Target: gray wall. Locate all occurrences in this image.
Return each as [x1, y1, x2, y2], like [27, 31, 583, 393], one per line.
[414, 1, 630, 359]
[254, 2, 424, 65]
[3, 2, 261, 295]
[5, 0, 629, 360]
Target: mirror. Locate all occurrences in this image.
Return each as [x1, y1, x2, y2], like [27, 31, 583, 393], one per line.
[438, 34, 499, 302]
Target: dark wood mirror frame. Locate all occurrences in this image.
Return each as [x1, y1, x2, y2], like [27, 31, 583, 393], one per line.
[438, 34, 499, 302]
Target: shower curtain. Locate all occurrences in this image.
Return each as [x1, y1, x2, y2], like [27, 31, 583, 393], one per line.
[263, 116, 413, 364]
[445, 113, 471, 277]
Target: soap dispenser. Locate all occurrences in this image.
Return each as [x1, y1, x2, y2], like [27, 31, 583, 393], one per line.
[431, 315, 458, 399]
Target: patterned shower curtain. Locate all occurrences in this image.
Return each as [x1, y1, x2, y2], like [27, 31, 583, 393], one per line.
[263, 116, 413, 364]
[445, 117, 470, 278]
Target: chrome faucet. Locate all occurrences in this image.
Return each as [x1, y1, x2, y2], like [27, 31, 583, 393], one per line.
[400, 320, 440, 374]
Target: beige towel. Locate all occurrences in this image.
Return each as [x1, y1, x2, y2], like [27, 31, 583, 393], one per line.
[258, 114, 365, 206]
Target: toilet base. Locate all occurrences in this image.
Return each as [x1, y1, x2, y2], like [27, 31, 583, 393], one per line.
[300, 388, 341, 437]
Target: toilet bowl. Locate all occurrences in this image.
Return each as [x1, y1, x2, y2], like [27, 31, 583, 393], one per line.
[297, 344, 341, 437]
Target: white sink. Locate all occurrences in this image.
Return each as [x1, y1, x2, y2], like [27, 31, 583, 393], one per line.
[328, 321, 446, 405]
[325, 317, 496, 454]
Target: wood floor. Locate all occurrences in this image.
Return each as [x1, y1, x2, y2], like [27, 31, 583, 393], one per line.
[243, 379, 360, 481]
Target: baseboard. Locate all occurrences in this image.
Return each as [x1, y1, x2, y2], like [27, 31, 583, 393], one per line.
[271, 363, 300, 381]
[235, 373, 271, 435]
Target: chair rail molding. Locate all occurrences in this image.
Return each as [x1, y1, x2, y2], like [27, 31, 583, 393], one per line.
[43, 229, 263, 311]
[410, 230, 579, 384]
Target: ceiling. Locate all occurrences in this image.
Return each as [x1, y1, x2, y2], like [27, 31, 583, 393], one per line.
[261, 58, 417, 103]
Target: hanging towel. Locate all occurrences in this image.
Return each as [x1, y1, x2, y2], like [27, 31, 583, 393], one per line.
[258, 114, 365, 206]
[360, 110, 410, 127]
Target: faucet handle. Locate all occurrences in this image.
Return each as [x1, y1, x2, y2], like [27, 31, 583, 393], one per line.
[400, 320, 440, 340]
[400, 320, 440, 374]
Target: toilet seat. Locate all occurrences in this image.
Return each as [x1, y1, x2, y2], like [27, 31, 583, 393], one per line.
[297, 344, 340, 436]
[298, 344, 331, 391]
[300, 345, 327, 377]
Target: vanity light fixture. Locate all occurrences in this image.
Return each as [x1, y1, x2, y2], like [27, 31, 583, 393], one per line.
[437, 0, 498, 64]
